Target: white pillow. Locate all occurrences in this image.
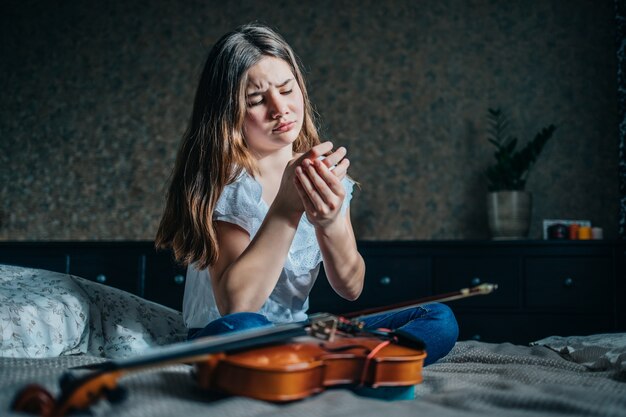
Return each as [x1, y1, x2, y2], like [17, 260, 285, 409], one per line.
[0, 264, 90, 357]
[0, 264, 186, 359]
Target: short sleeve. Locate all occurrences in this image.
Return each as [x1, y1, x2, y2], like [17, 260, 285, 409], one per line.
[341, 176, 356, 215]
[214, 172, 264, 236]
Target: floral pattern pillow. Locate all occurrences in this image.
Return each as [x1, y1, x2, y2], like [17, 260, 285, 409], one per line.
[0, 264, 186, 358]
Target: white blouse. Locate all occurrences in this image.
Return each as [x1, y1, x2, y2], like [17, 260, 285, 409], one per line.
[183, 170, 355, 329]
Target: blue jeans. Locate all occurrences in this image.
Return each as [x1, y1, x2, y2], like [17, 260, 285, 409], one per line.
[187, 311, 273, 340]
[359, 303, 458, 366]
[187, 303, 458, 366]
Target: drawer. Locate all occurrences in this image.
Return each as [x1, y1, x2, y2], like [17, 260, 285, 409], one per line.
[433, 256, 520, 308]
[525, 257, 611, 311]
[456, 312, 531, 344]
[69, 249, 141, 294]
[456, 312, 614, 345]
[144, 250, 186, 311]
[360, 253, 430, 307]
[309, 251, 430, 315]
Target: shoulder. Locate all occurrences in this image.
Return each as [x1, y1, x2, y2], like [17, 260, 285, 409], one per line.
[214, 171, 265, 233]
[217, 171, 262, 210]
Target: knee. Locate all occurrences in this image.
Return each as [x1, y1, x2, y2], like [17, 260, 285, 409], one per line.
[431, 303, 458, 336]
[426, 303, 459, 358]
[428, 303, 457, 325]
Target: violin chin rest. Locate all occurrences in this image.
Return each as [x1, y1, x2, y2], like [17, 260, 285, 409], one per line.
[391, 330, 426, 351]
[11, 383, 56, 417]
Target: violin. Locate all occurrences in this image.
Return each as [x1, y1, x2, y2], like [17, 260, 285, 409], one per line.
[12, 283, 497, 416]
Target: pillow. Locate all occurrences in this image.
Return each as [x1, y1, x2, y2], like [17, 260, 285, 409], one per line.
[72, 272, 187, 358]
[0, 264, 186, 359]
[0, 264, 90, 357]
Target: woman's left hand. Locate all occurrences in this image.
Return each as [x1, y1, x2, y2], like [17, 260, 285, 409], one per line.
[294, 147, 350, 229]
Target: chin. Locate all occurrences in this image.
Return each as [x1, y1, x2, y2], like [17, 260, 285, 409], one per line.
[274, 130, 300, 145]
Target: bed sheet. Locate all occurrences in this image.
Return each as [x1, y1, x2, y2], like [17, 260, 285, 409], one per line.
[1, 336, 625, 417]
[2, 264, 625, 416]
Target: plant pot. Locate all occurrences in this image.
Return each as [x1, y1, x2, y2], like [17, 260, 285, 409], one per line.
[487, 191, 532, 239]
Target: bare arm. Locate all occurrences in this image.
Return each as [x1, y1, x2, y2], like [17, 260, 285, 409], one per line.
[315, 209, 365, 300]
[294, 154, 365, 300]
[210, 142, 341, 315]
[210, 207, 300, 315]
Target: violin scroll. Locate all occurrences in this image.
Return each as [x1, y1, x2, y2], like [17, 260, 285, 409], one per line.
[11, 384, 55, 417]
[12, 369, 126, 417]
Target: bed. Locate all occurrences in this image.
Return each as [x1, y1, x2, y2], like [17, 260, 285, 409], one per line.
[1, 264, 625, 417]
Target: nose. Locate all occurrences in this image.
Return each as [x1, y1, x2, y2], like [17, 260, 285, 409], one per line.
[268, 93, 289, 119]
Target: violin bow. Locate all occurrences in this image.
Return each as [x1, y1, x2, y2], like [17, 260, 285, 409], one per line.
[341, 283, 498, 321]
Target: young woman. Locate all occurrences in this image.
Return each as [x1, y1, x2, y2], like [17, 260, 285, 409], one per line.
[155, 23, 458, 368]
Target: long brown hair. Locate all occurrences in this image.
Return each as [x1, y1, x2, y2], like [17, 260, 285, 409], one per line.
[155, 23, 320, 269]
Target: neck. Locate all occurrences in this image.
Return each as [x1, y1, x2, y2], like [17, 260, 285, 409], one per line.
[253, 145, 295, 206]
[255, 145, 294, 179]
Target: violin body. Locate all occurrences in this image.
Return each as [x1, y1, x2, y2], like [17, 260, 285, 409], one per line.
[195, 335, 427, 402]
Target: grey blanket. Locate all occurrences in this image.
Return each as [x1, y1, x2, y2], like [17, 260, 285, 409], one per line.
[2, 339, 625, 417]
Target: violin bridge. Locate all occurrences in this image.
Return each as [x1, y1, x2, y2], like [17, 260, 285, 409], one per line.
[308, 313, 338, 341]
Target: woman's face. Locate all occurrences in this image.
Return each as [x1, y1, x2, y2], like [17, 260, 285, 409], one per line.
[243, 56, 304, 157]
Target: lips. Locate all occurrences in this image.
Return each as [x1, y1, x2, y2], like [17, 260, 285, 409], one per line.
[273, 121, 296, 133]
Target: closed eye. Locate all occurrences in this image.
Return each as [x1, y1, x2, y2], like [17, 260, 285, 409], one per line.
[248, 98, 264, 107]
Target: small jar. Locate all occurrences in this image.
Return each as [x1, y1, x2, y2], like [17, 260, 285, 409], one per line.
[591, 227, 603, 240]
[578, 226, 592, 240]
[548, 224, 568, 239]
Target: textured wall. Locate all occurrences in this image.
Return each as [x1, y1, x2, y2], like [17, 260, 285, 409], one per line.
[617, 0, 626, 238]
[0, 0, 619, 241]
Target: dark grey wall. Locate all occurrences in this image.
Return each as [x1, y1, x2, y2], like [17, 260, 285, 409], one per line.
[0, 0, 619, 241]
[617, 0, 626, 238]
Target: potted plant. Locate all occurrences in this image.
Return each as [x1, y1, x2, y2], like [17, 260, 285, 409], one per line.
[485, 108, 556, 239]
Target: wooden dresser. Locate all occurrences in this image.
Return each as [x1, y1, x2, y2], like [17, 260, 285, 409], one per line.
[1, 240, 624, 345]
[310, 240, 626, 344]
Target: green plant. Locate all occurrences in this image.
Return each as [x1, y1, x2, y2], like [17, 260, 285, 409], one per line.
[485, 108, 556, 192]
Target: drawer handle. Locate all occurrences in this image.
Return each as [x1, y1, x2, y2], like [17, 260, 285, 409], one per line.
[174, 274, 185, 285]
[96, 274, 107, 284]
[379, 276, 391, 286]
[470, 277, 481, 286]
[563, 277, 574, 287]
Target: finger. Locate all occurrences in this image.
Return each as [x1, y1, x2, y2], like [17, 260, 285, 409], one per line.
[294, 176, 318, 214]
[301, 141, 333, 162]
[306, 160, 344, 210]
[319, 146, 347, 170]
[302, 157, 345, 198]
[330, 158, 350, 180]
[296, 165, 328, 212]
[312, 158, 346, 196]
